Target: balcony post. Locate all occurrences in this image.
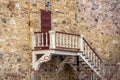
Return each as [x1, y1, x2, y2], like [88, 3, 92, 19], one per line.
[32, 32, 36, 49]
[32, 53, 37, 69]
[80, 35, 84, 52]
[49, 30, 56, 49]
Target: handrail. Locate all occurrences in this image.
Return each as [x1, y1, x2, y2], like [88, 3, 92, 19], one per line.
[83, 37, 103, 62]
[34, 31, 49, 34]
[56, 31, 80, 36]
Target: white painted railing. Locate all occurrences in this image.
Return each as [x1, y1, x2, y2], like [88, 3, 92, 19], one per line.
[54, 31, 80, 51]
[82, 38, 103, 75]
[34, 32, 49, 49]
[33, 31, 81, 51]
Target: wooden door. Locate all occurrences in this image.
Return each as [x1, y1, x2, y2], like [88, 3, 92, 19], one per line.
[41, 9, 51, 32]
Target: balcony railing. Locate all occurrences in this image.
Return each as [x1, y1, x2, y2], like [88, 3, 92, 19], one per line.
[33, 32, 50, 50]
[82, 37, 103, 74]
[32, 30, 103, 74]
[33, 31, 81, 51]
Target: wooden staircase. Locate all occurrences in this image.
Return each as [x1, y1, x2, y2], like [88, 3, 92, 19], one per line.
[32, 30, 104, 79]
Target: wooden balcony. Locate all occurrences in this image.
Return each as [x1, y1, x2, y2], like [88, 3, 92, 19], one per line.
[33, 31, 81, 51]
[32, 30, 103, 78]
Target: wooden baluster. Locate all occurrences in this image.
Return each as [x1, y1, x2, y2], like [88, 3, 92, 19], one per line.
[89, 49, 92, 62]
[77, 36, 80, 49]
[72, 35, 75, 48]
[58, 33, 60, 47]
[83, 41, 85, 56]
[84, 43, 87, 56]
[93, 54, 96, 66]
[74, 35, 76, 48]
[37, 34, 40, 47]
[62, 34, 65, 47]
[73, 35, 75, 48]
[62, 34, 64, 47]
[68, 34, 70, 48]
[41, 33, 44, 46]
[72, 35, 74, 48]
[75, 36, 77, 48]
[86, 46, 88, 58]
[70, 35, 74, 48]
[95, 57, 97, 67]
[69, 35, 71, 48]
[98, 60, 100, 71]
[85, 43, 88, 57]
[36, 33, 38, 47]
[91, 50, 93, 62]
[67, 34, 69, 48]
[71, 35, 73, 48]
[70, 35, 72, 48]
[80, 35, 84, 52]
[64, 34, 66, 47]
[66, 34, 68, 47]
[39, 33, 41, 47]
[96, 57, 98, 67]
[59, 33, 61, 47]
[87, 46, 90, 60]
[77, 36, 79, 48]
[76, 36, 78, 49]
[59, 34, 62, 47]
[37, 33, 40, 47]
[45, 33, 48, 46]
[56, 33, 58, 47]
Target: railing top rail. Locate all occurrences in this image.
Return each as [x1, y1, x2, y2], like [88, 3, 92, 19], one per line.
[83, 37, 103, 62]
[34, 32, 49, 34]
[34, 31, 81, 36]
[56, 31, 80, 36]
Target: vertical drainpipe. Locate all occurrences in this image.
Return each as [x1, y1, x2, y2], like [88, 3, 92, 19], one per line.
[76, 56, 80, 72]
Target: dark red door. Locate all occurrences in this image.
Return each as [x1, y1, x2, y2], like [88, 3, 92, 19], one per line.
[41, 9, 51, 32]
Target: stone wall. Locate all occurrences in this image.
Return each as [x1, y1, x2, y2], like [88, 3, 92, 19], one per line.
[0, 0, 31, 79]
[0, 0, 120, 80]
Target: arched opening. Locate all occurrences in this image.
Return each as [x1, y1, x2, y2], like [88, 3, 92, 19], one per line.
[58, 63, 78, 80]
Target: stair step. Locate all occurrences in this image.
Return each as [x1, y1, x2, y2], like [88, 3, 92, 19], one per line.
[85, 66, 90, 69]
[82, 54, 86, 56]
[79, 60, 84, 62]
[85, 57, 89, 59]
[94, 66, 98, 68]
[90, 62, 94, 65]
[87, 69, 92, 71]
[88, 60, 92, 62]
[81, 62, 87, 65]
